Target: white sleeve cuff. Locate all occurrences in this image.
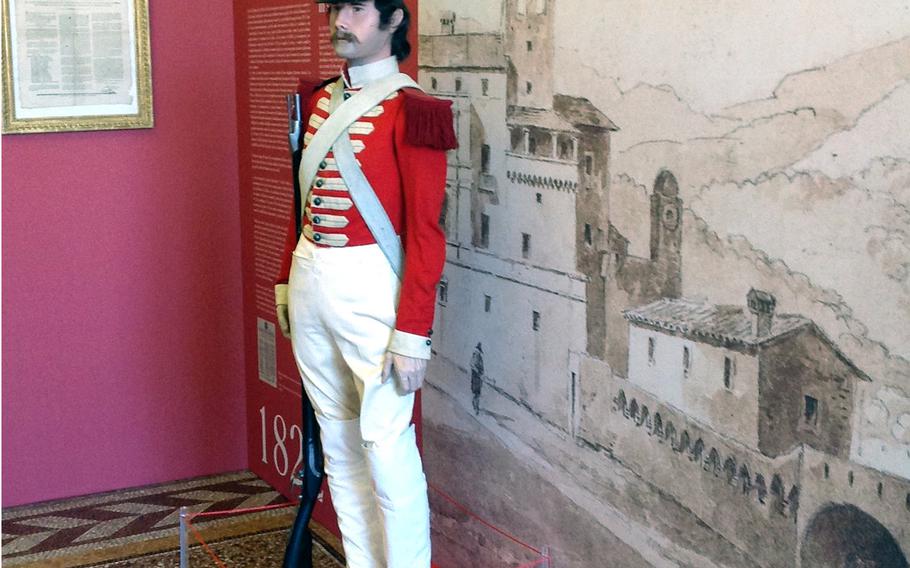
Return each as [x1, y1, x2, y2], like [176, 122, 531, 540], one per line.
[388, 329, 433, 359]
[275, 284, 289, 305]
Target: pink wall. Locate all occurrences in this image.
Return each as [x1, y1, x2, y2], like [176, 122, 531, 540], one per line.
[2, 2, 246, 507]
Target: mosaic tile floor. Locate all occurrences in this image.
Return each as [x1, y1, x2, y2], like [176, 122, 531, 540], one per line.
[1, 470, 344, 568]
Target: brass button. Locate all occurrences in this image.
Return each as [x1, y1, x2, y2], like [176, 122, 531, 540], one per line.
[313, 234, 322, 242]
[314, 197, 323, 206]
[320, 160, 328, 169]
[313, 216, 321, 224]
[426, 339, 432, 346]
[315, 178, 324, 188]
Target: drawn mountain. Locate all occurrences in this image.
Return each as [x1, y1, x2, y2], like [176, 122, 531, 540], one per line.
[559, 64, 744, 153]
[609, 37, 910, 190]
[794, 82, 910, 178]
[688, 162, 910, 356]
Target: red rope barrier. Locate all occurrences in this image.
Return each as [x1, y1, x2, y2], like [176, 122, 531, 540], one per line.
[183, 485, 548, 567]
[428, 482, 542, 556]
[187, 518, 229, 568]
[185, 500, 300, 566]
[514, 557, 550, 568]
[188, 501, 299, 519]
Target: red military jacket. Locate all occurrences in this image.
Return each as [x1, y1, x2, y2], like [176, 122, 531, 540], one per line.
[275, 62, 456, 359]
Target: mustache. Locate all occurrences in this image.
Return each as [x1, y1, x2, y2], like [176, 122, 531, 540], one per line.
[332, 30, 358, 43]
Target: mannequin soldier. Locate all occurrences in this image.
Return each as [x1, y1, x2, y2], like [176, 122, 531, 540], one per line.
[274, 1, 455, 566]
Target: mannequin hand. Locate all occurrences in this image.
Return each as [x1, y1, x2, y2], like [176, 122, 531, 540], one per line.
[276, 304, 291, 339]
[382, 353, 427, 394]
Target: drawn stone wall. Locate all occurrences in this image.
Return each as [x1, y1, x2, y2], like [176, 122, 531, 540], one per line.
[419, 1, 910, 566]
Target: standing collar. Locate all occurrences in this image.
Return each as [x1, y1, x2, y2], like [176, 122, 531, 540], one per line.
[342, 56, 399, 89]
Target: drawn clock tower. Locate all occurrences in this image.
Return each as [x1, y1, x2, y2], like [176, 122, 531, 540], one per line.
[649, 170, 683, 298]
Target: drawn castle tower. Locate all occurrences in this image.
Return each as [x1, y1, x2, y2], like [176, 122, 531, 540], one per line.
[504, 0, 554, 110]
[420, 0, 682, 432]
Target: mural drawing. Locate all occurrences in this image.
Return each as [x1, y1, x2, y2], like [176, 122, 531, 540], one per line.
[418, 1, 910, 566]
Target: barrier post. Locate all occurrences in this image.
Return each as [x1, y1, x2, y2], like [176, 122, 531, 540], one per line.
[179, 506, 189, 568]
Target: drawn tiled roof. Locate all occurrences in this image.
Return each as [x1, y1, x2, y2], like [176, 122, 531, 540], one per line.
[507, 106, 580, 133]
[553, 95, 620, 131]
[623, 298, 810, 346]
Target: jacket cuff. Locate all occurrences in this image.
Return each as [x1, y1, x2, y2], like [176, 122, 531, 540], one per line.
[388, 329, 433, 359]
[275, 284, 289, 306]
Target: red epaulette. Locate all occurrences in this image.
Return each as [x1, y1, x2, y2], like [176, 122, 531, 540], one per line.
[401, 88, 458, 151]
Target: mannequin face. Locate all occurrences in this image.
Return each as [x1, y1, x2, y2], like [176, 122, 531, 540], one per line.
[328, 1, 402, 67]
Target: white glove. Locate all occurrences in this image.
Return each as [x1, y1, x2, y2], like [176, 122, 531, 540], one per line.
[275, 284, 291, 339]
[276, 304, 291, 339]
[382, 352, 428, 394]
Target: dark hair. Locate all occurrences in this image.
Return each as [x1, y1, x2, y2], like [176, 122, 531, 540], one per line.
[375, 0, 411, 61]
[327, 1, 410, 61]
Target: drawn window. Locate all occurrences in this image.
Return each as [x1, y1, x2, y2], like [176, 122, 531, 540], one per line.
[528, 135, 537, 155]
[770, 475, 785, 514]
[522, 233, 531, 259]
[584, 223, 592, 246]
[647, 337, 656, 366]
[439, 191, 449, 232]
[723, 356, 734, 390]
[481, 78, 489, 96]
[691, 438, 704, 462]
[438, 279, 448, 305]
[532, 310, 541, 331]
[788, 486, 800, 517]
[526, 81, 533, 95]
[755, 474, 767, 504]
[431, 77, 438, 91]
[665, 422, 677, 447]
[585, 153, 594, 175]
[804, 395, 818, 426]
[877, 482, 883, 498]
[527, 40, 533, 52]
[614, 389, 626, 412]
[455, 78, 462, 92]
[824, 463, 829, 479]
[484, 294, 492, 313]
[848, 471, 854, 486]
[559, 138, 573, 160]
[739, 464, 752, 494]
[724, 457, 737, 484]
[677, 430, 690, 453]
[705, 448, 720, 475]
[480, 214, 490, 248]
[683, 346, 691, 378]
[536, 192, 542, 204]
[481, 143, 491, 173]
[652, 413, 663, 438]
[638, 405, 650, 428]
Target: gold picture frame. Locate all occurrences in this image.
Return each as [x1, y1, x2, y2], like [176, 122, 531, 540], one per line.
[1, 0, 153, 134]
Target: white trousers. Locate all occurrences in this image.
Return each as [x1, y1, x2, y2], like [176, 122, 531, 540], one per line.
[288, 239, 431, 568]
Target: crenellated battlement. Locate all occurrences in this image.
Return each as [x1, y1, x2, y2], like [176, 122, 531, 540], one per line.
[506, 169, 578, 192]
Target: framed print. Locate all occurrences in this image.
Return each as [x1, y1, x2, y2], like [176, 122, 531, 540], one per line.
[1, 0, 153, 134]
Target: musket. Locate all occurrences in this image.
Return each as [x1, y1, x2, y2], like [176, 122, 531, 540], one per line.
[288, 93, 304, 237]
[282, 92, 326, 568]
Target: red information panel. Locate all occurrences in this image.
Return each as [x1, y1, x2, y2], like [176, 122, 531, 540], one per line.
[235, 0, 420, 537]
